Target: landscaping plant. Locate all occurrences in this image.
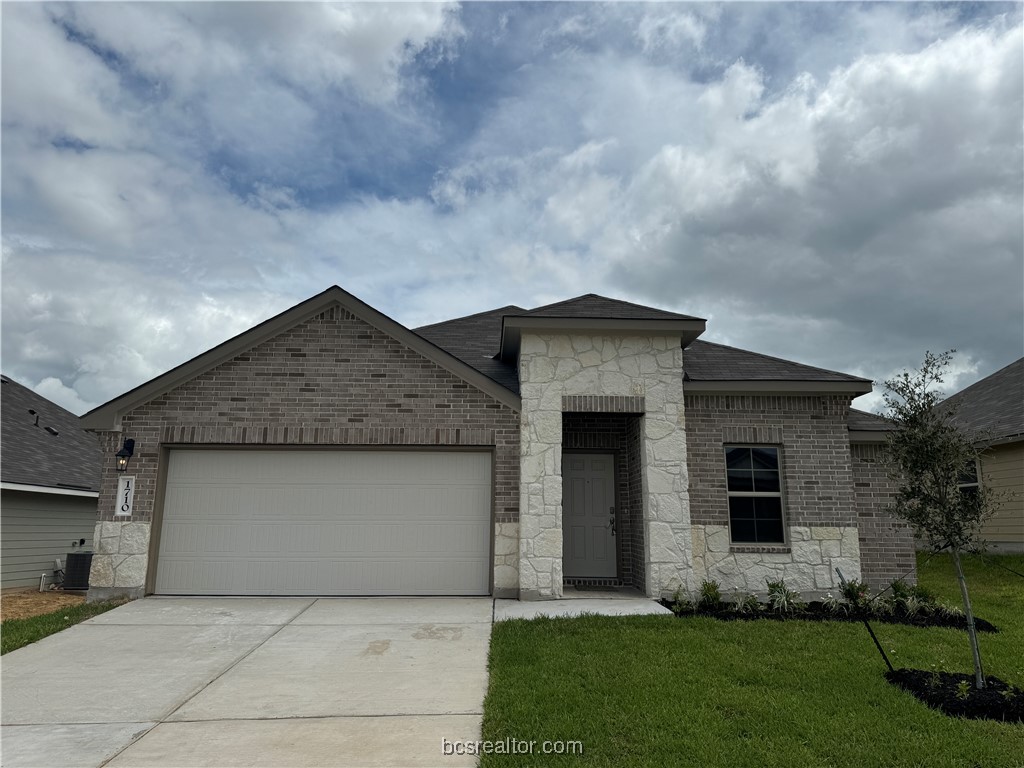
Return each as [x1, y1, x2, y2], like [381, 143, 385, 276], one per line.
[881, 350, 1004, 689]
[765, 579, 802, 614]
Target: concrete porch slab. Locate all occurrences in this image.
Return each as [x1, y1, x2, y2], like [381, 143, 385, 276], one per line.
[168, 621, 491, 721]
[494, 597, 672, 621]
[108, 715, 482, 767]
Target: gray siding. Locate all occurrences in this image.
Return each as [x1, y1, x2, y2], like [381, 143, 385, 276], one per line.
[2, 490, 97, 588]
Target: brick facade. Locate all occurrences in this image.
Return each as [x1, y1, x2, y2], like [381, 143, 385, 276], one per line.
[89, 304, 519, 596]
[685, 393, 857, 531]
[85, 293, 914, 600]
[851, 442, 917, 587]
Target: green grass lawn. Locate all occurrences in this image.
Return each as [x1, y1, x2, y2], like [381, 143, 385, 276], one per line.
[481, 554, 1024, 767]
[1, 599, 126, 655]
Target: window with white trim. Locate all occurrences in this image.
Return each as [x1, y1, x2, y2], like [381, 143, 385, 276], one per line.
[725, 446, 785, 544]
[958, 460, 980, 500]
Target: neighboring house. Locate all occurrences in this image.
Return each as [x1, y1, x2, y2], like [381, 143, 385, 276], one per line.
[943, 358, 1024, 553]
[80, 286, 915, 602]
[1, 375, 101, 589]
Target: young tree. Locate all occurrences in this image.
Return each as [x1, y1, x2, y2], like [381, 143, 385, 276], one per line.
[882, 350, 997, 689]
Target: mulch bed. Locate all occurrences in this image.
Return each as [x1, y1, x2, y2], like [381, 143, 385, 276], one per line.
[886, 668, 1024, 723]
[657, 600, 998, 633]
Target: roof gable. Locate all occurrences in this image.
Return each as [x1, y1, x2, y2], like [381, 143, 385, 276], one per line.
[499, 294, 707, 361]
[82, 286, 521, 430]
[942, 357, 1024, 442]
[1, 375, 101, 491]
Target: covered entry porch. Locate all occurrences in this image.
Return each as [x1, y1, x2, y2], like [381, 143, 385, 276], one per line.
[562, 412, 646, 592]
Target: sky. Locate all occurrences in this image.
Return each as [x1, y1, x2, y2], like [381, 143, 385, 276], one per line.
[2, 1, 1022, 416]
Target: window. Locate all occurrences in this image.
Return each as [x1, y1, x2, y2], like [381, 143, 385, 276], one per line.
[958, 460, 980, 500]
[725, 446, 785, 544]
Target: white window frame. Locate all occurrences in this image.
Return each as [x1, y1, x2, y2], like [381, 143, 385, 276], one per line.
[958, 457, 981, 496]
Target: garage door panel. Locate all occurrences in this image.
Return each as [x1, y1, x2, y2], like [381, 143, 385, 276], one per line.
[156, 450, 491, 595]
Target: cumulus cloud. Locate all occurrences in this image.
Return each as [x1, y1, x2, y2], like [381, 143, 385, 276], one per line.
[1, 3, 1020, 414]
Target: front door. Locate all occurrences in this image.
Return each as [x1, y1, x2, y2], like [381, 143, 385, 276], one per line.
[562, 453, 616, 578]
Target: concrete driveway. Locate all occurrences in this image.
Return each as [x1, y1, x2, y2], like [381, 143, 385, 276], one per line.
[1, 598, 492, 767]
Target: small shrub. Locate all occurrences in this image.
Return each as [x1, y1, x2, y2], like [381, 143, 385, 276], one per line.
[698, 580, 723, 610]
[889, 578, 913, 602]
[734, 593, 761, 615]
[670, 587, 693, 615]
[821, 592, 846, 614]
[910, 583, 937, 603]
[900, 594, 936, 619]
[766, 579, 802, 614]
[955, 680, 972, 701]
[841, 579, 871, 610]
[873, 597, 896, 616]
[936, 602, 965, 621]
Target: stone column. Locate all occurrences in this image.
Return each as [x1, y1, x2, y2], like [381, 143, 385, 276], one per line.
[517, 332, 692, 600]
[518, 334, 564, 599]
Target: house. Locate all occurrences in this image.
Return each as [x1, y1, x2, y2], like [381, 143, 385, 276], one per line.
[943, 357, 1024, 553]
[80, 286, 915, 602]
[1, 375, 101, 589]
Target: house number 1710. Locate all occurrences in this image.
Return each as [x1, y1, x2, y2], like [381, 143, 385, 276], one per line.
[115, 476, 136, 517]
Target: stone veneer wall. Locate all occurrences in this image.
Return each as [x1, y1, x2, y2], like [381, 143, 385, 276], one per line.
[685, 393, 862, 595]
[852, 442, 916, 587]
[88, 304, 520, 600]
[518, 333, 691, 599]
[562, 413, 645, 589]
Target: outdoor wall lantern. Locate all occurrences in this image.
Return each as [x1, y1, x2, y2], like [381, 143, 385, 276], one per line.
[115, 439, 135, 472]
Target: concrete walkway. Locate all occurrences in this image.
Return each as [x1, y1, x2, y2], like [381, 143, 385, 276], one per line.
[1, 598, 492, 767]
[495, 588, 672, 620]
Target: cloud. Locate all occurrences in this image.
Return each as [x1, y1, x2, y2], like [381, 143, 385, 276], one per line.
[33, 377, 96, 416]
[1, 4, 1020, 415]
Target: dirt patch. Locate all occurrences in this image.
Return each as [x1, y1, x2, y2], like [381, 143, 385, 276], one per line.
[0, 591, 86, 622]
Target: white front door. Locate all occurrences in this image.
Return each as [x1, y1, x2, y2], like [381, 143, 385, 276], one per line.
[562, 453, 616, 578]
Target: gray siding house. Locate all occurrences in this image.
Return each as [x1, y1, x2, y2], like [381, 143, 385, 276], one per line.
[80, 286, 914, 601]
[1, 375, 101, 589]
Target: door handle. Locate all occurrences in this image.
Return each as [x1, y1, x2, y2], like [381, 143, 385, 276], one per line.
[607, 507, 616, 536]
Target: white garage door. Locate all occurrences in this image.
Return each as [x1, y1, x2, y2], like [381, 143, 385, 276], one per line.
[156, 449, 492, 596]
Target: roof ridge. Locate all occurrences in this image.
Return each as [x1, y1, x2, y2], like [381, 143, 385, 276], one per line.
[521, 294, 600, 314]
[689, 339, 871, 382]
[415, 304, 526, 331]
[521, 293, 700, 319]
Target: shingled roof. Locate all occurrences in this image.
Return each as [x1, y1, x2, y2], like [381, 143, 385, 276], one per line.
[942, 357, 1024, 443]
[415, 305, 523, 392]
[517, 294, 702, 321]
[683, 340, 872, 384]
[848, 408, 896, 433]
[1, 375, 101, 492]
[415, 297, 871, 401]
